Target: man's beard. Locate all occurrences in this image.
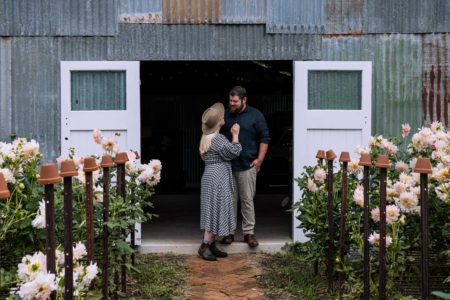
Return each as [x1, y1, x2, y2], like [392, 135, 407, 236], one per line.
[230, 104, 243, 115]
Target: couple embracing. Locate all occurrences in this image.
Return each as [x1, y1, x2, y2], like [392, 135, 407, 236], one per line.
[198, 86, 271, 261]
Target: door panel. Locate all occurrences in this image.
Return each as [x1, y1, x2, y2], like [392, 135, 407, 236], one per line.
[60, 61, 141, 245]
[293, 61, 372, 242]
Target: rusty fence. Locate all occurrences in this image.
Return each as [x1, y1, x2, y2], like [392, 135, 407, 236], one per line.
[0, 152, 134, 299]
[315, 149, 433, 300]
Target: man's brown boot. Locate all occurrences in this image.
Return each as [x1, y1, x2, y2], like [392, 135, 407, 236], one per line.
[244, 234, 259, 248]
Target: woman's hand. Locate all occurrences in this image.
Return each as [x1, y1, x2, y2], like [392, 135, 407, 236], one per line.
[231, 123, 240, 136]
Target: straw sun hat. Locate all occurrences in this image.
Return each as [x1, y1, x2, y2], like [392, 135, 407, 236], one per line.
[201, 102, 225, 135]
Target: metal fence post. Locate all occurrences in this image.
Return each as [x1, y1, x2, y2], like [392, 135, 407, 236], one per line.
[375, 154, 390, 300]
[115, 152, 129, 295]
[39, 163, 61, 300]
[100, 155, 114, 300]
[60, 160, 77, 300]
[414, 157, 432, 300]
[83, 157, 99, 264]
[338, 151, 350, 290]
[359, 153, 372, 300]
[326, 149, 336, 290]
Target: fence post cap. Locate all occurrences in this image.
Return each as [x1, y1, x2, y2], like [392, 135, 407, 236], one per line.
[115, 152, 129, 165]
[359, 153, 372, 166]
[60, 160, 78, 177]
[326, 150, 336, 161]
[339, 151, 351, 162]
[100, 155, 114, 168]
[83, 157, 99, 172]
[374, 154, 390, 168]
[0, 173, 11, 199]
[315, 150, 325, 159]
[39, 163, 61, 185]
[414, 157, 432, 174]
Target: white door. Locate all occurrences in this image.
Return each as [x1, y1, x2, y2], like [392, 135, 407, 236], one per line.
[293, 61, 372, 242]
[60, 61, 142, 245]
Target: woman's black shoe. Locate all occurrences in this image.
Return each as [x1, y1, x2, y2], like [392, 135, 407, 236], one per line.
[198, 243, 217, 261]
[209, 242, 228, 258]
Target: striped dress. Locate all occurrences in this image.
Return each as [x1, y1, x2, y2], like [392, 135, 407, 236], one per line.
[200, 133, 242, 236]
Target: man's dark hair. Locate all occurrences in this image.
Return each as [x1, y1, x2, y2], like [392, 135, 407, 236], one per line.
[229, 86, 247, 100]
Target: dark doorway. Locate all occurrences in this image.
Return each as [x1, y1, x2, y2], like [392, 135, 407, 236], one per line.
[140, 61, 293, 194]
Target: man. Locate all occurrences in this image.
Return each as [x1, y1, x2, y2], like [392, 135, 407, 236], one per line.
[221, 86, 270, 247]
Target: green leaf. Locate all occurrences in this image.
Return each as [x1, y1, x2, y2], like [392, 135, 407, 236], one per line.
[432, 291, 450, 299]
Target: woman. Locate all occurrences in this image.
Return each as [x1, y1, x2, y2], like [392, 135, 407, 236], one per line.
[198, 102, 241, 261]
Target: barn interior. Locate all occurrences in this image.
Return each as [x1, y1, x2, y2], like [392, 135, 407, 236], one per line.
[139, 61, 294, 252]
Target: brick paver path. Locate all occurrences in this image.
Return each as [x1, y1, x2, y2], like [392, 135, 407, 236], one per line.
[184, 253, 266, 299]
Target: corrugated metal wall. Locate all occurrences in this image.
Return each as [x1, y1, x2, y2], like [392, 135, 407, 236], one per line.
[0, 38, 12, 140]
[267, 0, 366, 34]
[220, 0, 266, 24]
[321, 34, 423, 139]
[0, 1, 449, 160]
[367, 0, 450, 34]
[0, 0, 118, 36]
[107, 24, 321, 60]
[421, 34, 450, 126]
[162, 0, 221, 24]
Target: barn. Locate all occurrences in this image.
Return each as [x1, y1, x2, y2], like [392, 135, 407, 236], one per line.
[0, 0, 448, 252]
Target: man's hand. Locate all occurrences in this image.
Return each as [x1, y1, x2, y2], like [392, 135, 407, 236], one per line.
[250, 158, 262, 172]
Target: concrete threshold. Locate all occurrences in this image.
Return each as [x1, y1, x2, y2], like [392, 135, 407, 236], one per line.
[139, 238, 292, 255]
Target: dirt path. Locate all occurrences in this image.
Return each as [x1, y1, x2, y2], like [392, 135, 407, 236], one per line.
[184, 253, 266, 299]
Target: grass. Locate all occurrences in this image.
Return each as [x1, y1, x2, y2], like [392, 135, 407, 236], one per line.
[256, 252, 338, 300]
[128, 253, 188, 299]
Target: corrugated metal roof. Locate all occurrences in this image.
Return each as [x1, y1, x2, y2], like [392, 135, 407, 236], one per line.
[0, 38, 12, 140]
[0, 0, 118, 36]
[367, 0, 450, 34]
[266, 0, 365, 34]
[107, 24, 321, 60]
[162, 0, 221, 24]
[321, 34, 423, 138]
[421, 34, 450, 126]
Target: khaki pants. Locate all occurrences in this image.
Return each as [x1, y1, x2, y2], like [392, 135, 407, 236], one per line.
[232, 167, 257, 235]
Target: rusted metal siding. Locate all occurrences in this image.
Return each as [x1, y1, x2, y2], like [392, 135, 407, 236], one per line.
[367, 0, 450, 34]
[119, 0, 266, 24]
[162, 0, 221, 24]
[267, 0, 366, 34]
[0, 0, 118, 36]
[0, 38, 12, 140]
[107, 24, 321, 60]
[321, 34, 423, 138]
[421, 34, 450, 126]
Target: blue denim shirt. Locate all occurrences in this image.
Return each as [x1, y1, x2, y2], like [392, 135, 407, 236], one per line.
[222, 106, 271, 172]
